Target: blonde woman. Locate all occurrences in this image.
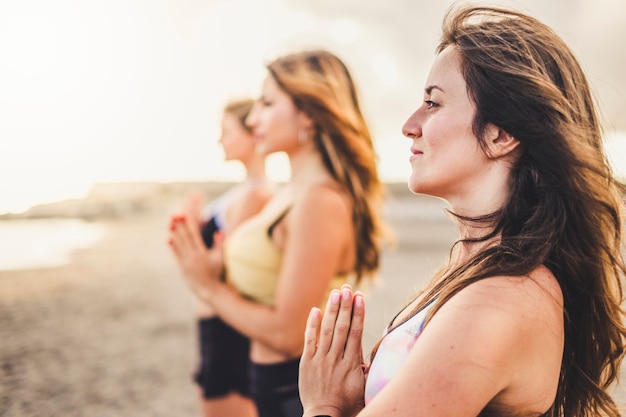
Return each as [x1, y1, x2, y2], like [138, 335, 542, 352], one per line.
[170, 98, 273, 417]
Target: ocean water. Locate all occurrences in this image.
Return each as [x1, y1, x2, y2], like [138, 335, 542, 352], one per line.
[0, 219, 106, 272]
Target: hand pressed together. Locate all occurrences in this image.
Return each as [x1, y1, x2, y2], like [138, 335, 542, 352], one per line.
[299, 284, 367, 417]
[167, 193, 224, 300]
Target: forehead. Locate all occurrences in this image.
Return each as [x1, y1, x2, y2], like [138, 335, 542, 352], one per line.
[425, 46, 467, 94]
[222, 112, 240, 126]
[262, 74, 284, 96]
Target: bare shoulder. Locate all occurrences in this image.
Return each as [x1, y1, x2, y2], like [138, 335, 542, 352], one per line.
[424, 266, 564, 410]
[291, 182, 352, 222]
[282, 182, 354, 250]
[427, 266, 564, 357]
[444, 266, 563, 321]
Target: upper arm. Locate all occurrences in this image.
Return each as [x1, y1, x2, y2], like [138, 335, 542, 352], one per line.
[272, 186, 354, 341]
[362, 275, 564, 417]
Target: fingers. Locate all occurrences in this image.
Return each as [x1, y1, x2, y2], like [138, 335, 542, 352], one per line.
[330, 286, 355, 356]
[168, 215, 192, 253]
[344, 292, 365, 359]
[167, 214, 185, 253]
[183, 193, 204, 226]
[316, 284, 361, 359]
[303, 307, 322, 358]
[318, 289, 341, 354]
[212, 231, 225, 252]
[170, 213, 206, 253]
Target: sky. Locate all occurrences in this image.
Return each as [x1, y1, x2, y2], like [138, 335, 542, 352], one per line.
[1, 0, 625, 214]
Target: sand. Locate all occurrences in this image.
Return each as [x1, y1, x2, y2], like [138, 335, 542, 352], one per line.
[0, 183, 624, 416]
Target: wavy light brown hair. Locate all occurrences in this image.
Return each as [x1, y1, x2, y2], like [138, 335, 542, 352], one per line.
[375, 5, 626, 417]
[266, 49, 386, 282]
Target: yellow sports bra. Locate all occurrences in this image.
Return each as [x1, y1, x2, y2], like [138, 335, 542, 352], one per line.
[223, 199, 347, 306]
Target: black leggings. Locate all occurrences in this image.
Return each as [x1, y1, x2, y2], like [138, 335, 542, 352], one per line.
[251, 358, 303, 417]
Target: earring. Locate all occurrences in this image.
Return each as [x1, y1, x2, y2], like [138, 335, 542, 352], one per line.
[298, 129, 309, 144]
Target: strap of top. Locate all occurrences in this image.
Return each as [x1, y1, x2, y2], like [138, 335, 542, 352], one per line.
[267, 206, 291, 238]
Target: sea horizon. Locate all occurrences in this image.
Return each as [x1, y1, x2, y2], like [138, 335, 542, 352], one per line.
[0, 218, 107, 272]
[1, 177, 416, 217]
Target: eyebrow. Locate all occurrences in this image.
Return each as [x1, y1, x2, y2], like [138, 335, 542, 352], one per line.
[425, 85, 444, 95]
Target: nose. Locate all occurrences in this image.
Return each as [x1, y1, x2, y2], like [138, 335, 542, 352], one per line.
[245, 102, 260, 129]
[402, 108, 422, 139]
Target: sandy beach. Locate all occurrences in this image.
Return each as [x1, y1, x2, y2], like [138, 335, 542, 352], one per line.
[1, 182, 624, 416]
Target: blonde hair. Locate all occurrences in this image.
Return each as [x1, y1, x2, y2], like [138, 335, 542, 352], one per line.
[223, 98, 255, 134]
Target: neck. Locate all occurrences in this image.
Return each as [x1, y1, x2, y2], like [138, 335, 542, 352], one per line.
[242, 155, 267, 182]
[287, 145, 330, 186]
[445, 162, 512, 241]
[443, 179, 510, 267]
[449, 232, 500, 268]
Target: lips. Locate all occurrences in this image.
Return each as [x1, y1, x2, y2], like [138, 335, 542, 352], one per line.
[409, 148, 423, 162]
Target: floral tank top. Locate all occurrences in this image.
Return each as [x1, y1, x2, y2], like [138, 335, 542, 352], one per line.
[364, 300, 436, 405]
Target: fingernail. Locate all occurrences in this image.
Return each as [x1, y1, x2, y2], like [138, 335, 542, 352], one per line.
[308, 307, 320, 322]
[354, 294, 363, 307]
[342, 287, 351, 301]
[331, 290, 340, 304]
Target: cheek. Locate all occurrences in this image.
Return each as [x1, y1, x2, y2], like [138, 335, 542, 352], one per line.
[221, 141, 236, 158]
[270, 109, 292, 130]
[423, 115, 471, 155]
[238, 138, 255, 157]
[230, 136, 254, 156]
[268, 114, 298, 145]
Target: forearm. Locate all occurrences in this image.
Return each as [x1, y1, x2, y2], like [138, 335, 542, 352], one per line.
[197, 281, 304, 356]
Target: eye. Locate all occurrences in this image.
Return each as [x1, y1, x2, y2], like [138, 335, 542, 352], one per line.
[424, 100, 438, 109]
[256, 96, 271, 107]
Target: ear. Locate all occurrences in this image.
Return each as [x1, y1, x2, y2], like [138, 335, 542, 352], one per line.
[297, 110, 314, 130]
[485, 124, 520, 158]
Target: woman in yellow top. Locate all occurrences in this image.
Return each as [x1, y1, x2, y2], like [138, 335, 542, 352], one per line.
[169, 49, 387, 417]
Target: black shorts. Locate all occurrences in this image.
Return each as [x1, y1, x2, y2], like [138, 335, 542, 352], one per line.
[194, 317, 251, 399]
[250, 358, 303, 417]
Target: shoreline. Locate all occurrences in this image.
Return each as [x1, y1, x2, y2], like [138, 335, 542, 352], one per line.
[0, 218, 108, 272]
[0, 181, 437, 221]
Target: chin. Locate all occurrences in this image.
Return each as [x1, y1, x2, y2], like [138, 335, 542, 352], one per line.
[256, 144, 270, 156]
[408, 179, 439, 199]
[407, 176, 423, 194]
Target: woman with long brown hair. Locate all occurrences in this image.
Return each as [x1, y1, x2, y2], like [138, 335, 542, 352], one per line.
[169, 49, 386, 417]
[299, 5, 626, 417]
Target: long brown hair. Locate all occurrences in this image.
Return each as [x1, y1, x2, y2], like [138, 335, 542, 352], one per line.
[374, 6, 626, 417]
[266, 49, 387, 282]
